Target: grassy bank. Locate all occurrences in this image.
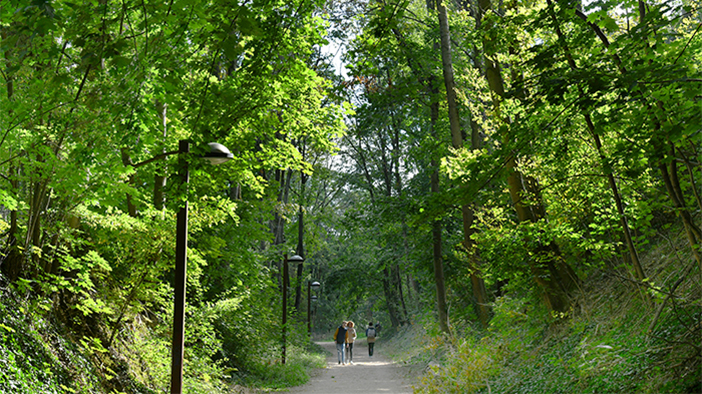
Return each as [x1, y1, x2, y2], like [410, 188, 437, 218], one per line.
[382, 244, 700, 393]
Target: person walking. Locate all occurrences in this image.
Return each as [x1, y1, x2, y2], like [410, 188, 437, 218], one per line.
[333, 321, 349, 365]
[345, 321, 357, 364]
[366, 322, 377, 357]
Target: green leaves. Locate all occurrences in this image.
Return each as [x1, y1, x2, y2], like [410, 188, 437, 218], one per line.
[237, 13, 262, 37]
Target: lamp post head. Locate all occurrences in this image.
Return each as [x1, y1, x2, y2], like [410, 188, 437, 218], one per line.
[310, 281, 321, 290]
[311, 295, 318, 301]
[288, 254, 304, 265]
[203, 142, 233, 165]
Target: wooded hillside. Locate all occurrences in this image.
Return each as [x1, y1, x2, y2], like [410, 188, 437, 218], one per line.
[1, 0, 699, 393]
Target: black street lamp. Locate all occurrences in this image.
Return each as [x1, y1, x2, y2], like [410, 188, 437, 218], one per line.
[308, 280, 320, 335]
[282, 254, 304, 365]
[170, 140, 232, 394]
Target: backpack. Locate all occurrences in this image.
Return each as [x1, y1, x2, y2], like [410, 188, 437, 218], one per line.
[335, 326, 347, 344]
[367, 327, 376, 338]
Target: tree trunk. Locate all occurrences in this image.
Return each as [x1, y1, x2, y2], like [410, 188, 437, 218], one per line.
[28, 173, 47, 279]
[476, 0, 578, 312]
[271, 169, 291, 286]
[430, 92, 451, 333]
[437, 0, 491, 326]
[394, 262, 409, 325]
[388, 5, 453, 331]
[431, 188, 449, 332]
[294, 169, 307, 314]
[382, 265, 402, 328]
[2, 163, 22, 282]
[153, 100, 168, 211]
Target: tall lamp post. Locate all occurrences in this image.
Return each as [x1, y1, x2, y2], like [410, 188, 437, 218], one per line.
[282, 254, 304, 364]
[307, 280, 320, 335]
[170, 140, 233, 394]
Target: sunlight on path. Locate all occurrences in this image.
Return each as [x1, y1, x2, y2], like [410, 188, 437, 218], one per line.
[285, 341, 414, 393]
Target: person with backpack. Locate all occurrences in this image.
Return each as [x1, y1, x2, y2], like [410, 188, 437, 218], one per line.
[365, 322, 377, 357]
[333, 321, 349, 365]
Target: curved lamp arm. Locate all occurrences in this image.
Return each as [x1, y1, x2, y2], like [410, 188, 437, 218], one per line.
[128, 141, 233, 169]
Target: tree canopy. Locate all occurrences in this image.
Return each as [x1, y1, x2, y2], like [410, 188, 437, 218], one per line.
[0, 0, 699, 392]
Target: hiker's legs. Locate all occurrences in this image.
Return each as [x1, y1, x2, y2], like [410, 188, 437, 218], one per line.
[347, 343, 354, 361]
[336, 343, 345, 363]
[368, 342, 374, 356]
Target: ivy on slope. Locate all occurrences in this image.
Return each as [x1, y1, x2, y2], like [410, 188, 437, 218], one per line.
[0, 289, 102, 394]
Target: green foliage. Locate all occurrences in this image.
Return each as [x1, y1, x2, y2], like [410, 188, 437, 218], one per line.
[1, 0, 700, 392]
[403, 291, 696, 394]
[0, 289, 101, 393]
[237, 343, 326, 390]
[1, 0, 343, 392]
[400, 231, 700, 394]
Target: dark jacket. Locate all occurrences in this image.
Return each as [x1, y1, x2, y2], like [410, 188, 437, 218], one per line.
[334, 326, 348, 344]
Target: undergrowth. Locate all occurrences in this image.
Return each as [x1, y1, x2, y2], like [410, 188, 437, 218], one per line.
[231, 342, 328, 391]
[0, 288, 101, 393]
[383, 244, 701, 394]
[0, 282, 330, 394]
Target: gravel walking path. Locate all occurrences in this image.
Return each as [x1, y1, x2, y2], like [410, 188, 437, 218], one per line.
[285, 340, 414, 393]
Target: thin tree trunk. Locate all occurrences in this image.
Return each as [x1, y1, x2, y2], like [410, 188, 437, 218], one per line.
[389, 5, 453, 332]
[2, 163, 22, 281]
[28, 174, 47, 279]
[395, 262, 409, 325]
[431, 185, 449, 332]
[272, 169, 291, 287]
[153, 100, 167, 211]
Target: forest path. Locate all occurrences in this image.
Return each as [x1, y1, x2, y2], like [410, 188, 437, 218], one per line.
[285, 340, 414, 393]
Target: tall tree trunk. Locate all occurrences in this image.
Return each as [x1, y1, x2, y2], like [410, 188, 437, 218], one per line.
[429, 56, 450, 332]
[153, 100, 167, 211]
[382, 264, 402, 328]
[294, 168, 307, 314]
[28, 168, 48, 279]
[437, 0, 490, 327]
[388, 13, 453, 331]
[1, 39, 22, 280]
[271, 169, 291, 286]
[394, 262, 409, 325]
[476, 0, 579, 312]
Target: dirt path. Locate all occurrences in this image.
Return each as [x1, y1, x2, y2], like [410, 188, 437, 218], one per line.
[285, 341, 414, 393]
